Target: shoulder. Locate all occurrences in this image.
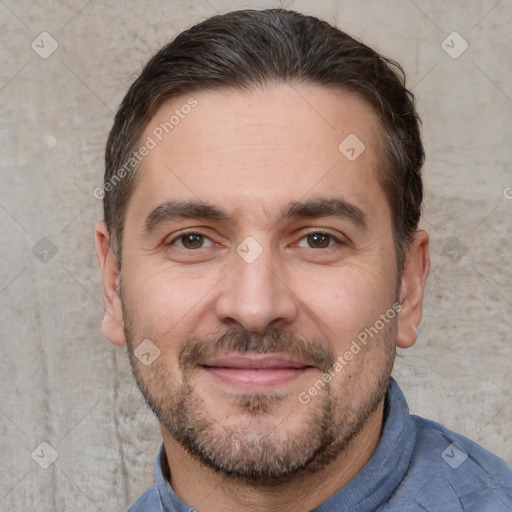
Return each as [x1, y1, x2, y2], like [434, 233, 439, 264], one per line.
[125, 485, 162, 512]
[412, 414, 512, 481]
[390, 414, 512, 510]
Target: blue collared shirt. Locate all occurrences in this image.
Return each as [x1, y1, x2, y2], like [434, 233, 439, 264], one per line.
[127, 379, 512, 511]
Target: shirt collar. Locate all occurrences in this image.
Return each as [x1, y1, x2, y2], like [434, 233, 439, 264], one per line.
[153, 378, 416, 511]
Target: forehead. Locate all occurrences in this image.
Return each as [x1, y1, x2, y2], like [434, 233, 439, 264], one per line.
[128, 83, 387, 227]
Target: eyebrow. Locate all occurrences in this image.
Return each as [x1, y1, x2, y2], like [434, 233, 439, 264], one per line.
[143, 197, 367, 233]
[143, 200, 230, 232]
[281, 197, 367, 229]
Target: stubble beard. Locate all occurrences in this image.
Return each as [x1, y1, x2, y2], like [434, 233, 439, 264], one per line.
[123, 302, 396, 487]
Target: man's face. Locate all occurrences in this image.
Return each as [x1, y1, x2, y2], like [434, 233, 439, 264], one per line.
[112, 84, 402, 482]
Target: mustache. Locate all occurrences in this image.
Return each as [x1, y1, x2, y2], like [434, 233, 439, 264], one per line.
[179, 327, 334, 372]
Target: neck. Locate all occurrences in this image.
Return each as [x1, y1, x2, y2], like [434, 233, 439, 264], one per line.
[161, 398, 385, 512]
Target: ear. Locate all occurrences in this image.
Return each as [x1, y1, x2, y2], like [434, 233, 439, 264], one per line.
[396, 229, 430, 349]
[95, 221, 126, 346]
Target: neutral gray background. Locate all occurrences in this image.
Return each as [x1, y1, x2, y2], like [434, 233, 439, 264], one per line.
[0, 0, 511, 510]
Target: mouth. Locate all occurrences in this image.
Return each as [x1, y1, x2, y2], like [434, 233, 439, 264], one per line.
[199, 354, 316, 388]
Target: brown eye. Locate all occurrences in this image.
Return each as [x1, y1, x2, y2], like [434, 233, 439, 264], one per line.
[182, 233, 203, 249]
[173, 233, 212, 249]
[306, 233, 333, 248]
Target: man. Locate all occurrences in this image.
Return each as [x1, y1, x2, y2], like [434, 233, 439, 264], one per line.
[95, 8, 512, 512]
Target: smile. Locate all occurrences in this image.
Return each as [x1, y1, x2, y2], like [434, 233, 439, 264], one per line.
[199, 354, 316, 387]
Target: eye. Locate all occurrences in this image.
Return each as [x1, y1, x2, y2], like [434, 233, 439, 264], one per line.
[297, 232, 340, 249]
[170, 232, 214, 250]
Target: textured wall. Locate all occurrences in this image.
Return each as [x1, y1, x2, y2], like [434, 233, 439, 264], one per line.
[0, 1, 511, 510]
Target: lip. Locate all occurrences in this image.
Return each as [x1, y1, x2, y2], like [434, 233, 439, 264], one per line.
[199, 354, 315, 388]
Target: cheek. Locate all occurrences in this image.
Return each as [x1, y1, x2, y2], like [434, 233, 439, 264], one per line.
[298, 263, 396, 345]
[122, 264, 218, 339]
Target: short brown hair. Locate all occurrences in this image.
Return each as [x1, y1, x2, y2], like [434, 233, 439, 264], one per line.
[104, 8, 424, 270]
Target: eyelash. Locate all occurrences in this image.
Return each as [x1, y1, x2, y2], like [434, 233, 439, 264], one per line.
[296, 231, 343, 250]
[169, 230, 216, 249]
[167, 230, 345, 250]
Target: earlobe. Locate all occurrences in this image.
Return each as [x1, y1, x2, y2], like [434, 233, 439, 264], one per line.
[95, 221, 126, 347]
[396, 322, 418, 349]
[396, 230, 430, 349]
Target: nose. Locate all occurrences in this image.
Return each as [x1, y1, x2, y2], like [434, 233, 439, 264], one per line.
[214, 243, 299, 333]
